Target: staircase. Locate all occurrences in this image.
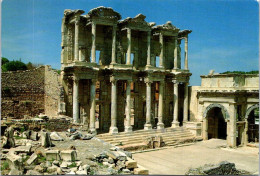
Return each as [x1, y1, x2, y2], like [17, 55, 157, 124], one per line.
[97, 127, 201, 147]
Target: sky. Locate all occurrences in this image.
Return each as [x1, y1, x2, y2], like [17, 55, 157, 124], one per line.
[1, 0, 259, 85]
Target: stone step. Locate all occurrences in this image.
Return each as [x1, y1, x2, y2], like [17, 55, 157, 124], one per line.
[102, 131, 193, 143]
[97, 128, 189, 140]
[108, 134, 194, 145]
[97, 127, 185, 137]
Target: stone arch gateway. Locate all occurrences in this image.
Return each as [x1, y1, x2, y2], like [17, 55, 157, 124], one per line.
[202, 103, 230, 140]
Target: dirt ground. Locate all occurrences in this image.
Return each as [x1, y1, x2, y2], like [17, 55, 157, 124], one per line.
[132, 139, 259, 175]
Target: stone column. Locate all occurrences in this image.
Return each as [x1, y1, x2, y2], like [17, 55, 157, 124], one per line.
[229, 104, 237, 147]
[125, 80, 133, 132]
[91, 22, 96, 63]
[126, 28, 131, 65]
[202, 118, 208, 140]
[110, 77, 118, 134]
[73, 76, 79, 123]
[174, 37, 178, 69]
[157, 81, 165, 129]
[159, 33, 164, 67]
[144, 78, 152, 130]
[184, 35, 188, 70]
[89, 79, 97, 134]
[111, 25, 117, 64]
[171, 80, 179, 128]
[183, 82, 189, 122]
[146, 30, 151, 66]
[244, 121, 248, 146]
[74, 18, 80, 62]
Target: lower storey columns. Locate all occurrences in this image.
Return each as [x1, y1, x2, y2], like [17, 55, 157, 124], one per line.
[157, 81, 165, 129]
[89, 79, 97, 134]
[109, 77, 118, 134]
[125, 80, 133, 132]
[183, 82, 189, 123]
[144, 79, 152, 130]
[171, 80, 179, 128]
[73, 77, 79, 123]
[229, 104, 237, 147]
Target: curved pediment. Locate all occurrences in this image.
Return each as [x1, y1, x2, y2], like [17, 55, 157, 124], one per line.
[119, 14, 153, 31]
[153, 21, 180, 33]
[87, 6, 121, 21]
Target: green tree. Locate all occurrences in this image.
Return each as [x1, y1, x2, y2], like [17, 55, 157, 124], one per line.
[26, 62, 35, 70]
[1, 57, 9, 65]
[2, 60, 27, 71]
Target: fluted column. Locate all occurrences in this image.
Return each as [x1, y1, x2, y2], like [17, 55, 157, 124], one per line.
[171, 80, 179, 128]
[89, 79, 97, 134]
[126, 28, 131, 65]
[183, 82, 189, 122]
[174, 37, 178, 69]
[159, 33, 164, 67]
[144, 78, 152, 130]
[91, 22, 96, 63]
[110, 77, 118, 134]
[111, 25, 117, 64]
[184, 35, 188, 70]
[125, 80, 133, 132]
[73, 76, 79, 123]
[157, 81, 165, 129]
[74, 18, 80, 61]
[146, 30, 151, 66]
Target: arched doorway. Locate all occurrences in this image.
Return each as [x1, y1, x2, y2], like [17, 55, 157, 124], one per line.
[207, 107, 227, 139]
[203, 104, 229, 140]
[246, 104, 259, 143]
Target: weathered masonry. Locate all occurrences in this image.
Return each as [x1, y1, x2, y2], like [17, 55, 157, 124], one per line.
[61, 7, 192, 134]
[189, 74, 259, 147]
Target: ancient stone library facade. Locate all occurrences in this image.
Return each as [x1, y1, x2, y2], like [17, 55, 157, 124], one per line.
[60, 7, 192, 134]
[1, 7, 259, 148]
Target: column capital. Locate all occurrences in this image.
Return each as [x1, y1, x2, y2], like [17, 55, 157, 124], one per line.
[91, 78, 98, 83]
[75, 16, 80, 25]
[172, 80, 179, 84]
[144, 77, 153, 85]
[126, 79, 132, 84]
[110, 76, 118, 84]
[73, 76, 80, 82]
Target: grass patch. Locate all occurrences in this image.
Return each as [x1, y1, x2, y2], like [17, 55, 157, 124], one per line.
[14, 136, 26, 140]
[1, 161, 9, 171]
[68, 162, 77, 168]
[37, 154, 46, 163]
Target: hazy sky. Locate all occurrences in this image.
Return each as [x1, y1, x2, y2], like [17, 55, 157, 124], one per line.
[2, 0, 259, 85]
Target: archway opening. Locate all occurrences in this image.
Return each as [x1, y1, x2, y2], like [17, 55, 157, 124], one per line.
[207, 107, 227, 140]
[247, 107, 259, 143]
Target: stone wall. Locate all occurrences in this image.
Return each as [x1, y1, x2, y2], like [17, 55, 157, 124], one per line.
[1, 66, 63, 119]
[44, 66, 63, 117]
[1, 67, 45, 118]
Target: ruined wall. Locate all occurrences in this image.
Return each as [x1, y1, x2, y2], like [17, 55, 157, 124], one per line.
[44, 66, 63, 117]
[1, 66, 62, 119]
[1, 67, 45, 118]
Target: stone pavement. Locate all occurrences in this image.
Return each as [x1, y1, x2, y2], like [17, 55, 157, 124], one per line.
[132, 139, 259, 175]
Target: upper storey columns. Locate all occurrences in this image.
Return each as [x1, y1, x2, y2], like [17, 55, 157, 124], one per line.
[126, 28, 132, 65]
[159, 33, 164, 68]
[174, 37, 178, 69]
[111, 25, 117, 64]
[184, 35, 189, 70]
[91, 22, 97, 63]
[74, 17, 80, 62]
[146, 30, 151, 66]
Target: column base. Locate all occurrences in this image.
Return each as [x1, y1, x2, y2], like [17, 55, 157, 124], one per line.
[124, 126, 133, 133]
[144, 123, 152, 130]
[89, 128, 97, 135]
[157, 122, 164, 129]
[171, 121, 180, 128]
[109, 127, 118, 134]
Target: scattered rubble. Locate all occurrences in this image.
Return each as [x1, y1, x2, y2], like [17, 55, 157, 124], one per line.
[0, 125, 148, 175]
[185, 161, 251, 175]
